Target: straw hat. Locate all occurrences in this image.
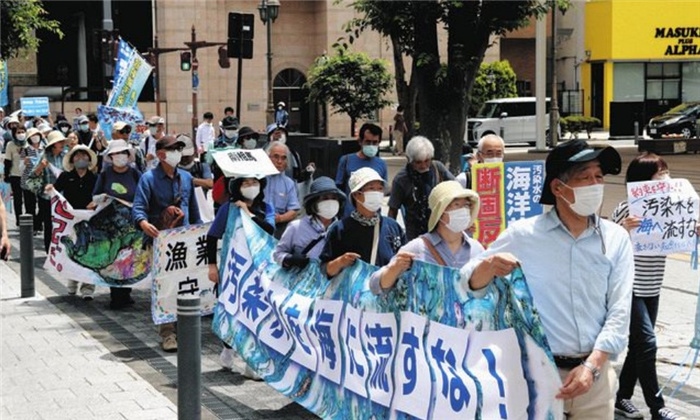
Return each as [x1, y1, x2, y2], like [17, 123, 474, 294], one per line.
[45, 131, 68, 148]
[427, 180, 480, 232]
[63, 145, 97, 171]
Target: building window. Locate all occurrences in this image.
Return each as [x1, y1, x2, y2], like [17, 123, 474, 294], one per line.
[682, 62, 700, 102]
[613, 63, 644, 102]
[646, 63, 680, 100]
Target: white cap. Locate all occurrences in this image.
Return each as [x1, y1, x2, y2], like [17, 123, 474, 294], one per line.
[348, 167, 385, 193]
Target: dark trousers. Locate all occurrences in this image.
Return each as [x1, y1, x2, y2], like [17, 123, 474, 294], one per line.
[39, 197, 52, 252]
[617, 295, 665, 413]
[9, 176, 36, 226]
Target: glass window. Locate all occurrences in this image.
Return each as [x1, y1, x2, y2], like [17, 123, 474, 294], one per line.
[646, 80, 663, 100]
[647, 63, 663, 77]
[614, 63, 644, 102]
[682, 62, 700, 101]
[662, 80, 680, 99]
[663, 63, 680, 77]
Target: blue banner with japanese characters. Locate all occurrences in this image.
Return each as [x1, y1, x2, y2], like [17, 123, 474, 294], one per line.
[212, 207, 563, 420]
[504, 161, 545, 225]
[107, 43, 153, 109]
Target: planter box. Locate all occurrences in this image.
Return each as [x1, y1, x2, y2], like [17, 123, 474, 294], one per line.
[637, 138, 700, 155]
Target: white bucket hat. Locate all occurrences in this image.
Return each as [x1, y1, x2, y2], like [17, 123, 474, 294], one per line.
[348, 167, 385, 193]
[102, 139, 135, 164]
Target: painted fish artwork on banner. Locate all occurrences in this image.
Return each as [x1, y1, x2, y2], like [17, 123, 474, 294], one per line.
[212, 207, 562, 420]
[43, 192, 152, 287]
[107, 45, 153, 109]
[97, 105, 144, 141]
[627, 178, 699, 255]
[151, 223, 217, 324]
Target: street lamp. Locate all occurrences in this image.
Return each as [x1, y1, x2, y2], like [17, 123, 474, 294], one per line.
[258, 0, 280, 124]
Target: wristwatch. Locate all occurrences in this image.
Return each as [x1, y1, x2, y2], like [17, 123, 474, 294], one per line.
[581, 361, 601, 382]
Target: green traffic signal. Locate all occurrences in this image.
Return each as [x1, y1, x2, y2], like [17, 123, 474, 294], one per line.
[180, 51, 192, 71]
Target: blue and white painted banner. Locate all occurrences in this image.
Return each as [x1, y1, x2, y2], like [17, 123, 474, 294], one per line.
[19, 97, 50, 117]
[212, 207, 563, 420]
[113, 38, 135, 86]
[107, 45, 153, 109]
[151, 222, 217, 325]
[97, 105, 144, 141]
[627, 178, 699, 255]
[0, 60, 8, 107]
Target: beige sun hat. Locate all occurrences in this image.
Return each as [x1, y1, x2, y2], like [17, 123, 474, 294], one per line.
[348, 167, 385, 193]
[427, 180, 480, 231]
[63, 145, 97, 171]
[102, 139, 135, 164]
[177, 134, 195, 157]
[45, 130, 68, 148]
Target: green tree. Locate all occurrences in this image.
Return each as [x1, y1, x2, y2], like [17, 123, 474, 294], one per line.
[347, 0, 569, 169]
[469, 60, 518, 116]
[306, 45, 393, 136]
[1, 0, 63, 59]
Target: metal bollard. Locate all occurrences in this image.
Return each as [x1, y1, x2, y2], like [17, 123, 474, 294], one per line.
[19, 214, 35, 298]
[177, 295, 201, 420]
[634, 121, 639, 145]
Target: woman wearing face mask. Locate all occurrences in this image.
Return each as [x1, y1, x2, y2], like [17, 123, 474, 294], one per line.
[370, 181, 483, 294]
[273, 177, 345, 269]
[48, 145, 98, 300]
[206, 174, 274, 377]
[19, 128, 45, 233]
[92, 140, 142, 309]
[32, 131, 68, 252]
[235, 126, 260, 150]
[3, 125, 31, 226]
[320, 167, 405, 277]
[611, 153, 683, 420]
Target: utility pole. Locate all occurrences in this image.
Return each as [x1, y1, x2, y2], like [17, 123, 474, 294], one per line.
[549, 1, 560, 147]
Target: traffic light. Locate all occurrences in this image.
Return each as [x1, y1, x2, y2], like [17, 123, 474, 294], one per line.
[227, 13, 254, 59]
[180, 51, 192, 71]
[218, 47, 230, 68]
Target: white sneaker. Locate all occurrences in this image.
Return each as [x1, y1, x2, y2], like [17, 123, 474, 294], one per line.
[80, 283, 95, 301]
[67, 280, 78, 295]
[219, 347, 235, 370]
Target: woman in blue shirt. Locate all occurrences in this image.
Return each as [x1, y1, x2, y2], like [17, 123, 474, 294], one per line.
[31, 131, 67, 252]
[273, 176, 345, 269]
[370, 180, 483, 294]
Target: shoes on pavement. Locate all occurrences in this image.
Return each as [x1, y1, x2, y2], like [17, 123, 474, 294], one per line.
[242, 365, 262, 381]
[67, 280, 78, 295]
[80, 284, 95, 301]
[653, 407, 685, 420]
[615, 399, 643, 419]
[161, 334, 178, 352]
[109, 297, 135, 310]
[219, 347, 235, 370]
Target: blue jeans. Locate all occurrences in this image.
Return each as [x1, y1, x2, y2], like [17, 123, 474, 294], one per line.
[617, 295, 665, 413]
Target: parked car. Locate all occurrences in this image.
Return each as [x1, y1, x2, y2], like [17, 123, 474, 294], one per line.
[464, 97, 553, 146]
[646, 102, 700, 139]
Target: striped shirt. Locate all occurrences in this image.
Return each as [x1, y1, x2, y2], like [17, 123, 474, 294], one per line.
[611, 200, 666, 297]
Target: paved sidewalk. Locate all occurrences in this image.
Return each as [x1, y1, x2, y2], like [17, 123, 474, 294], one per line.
[1, 261, 177, 420]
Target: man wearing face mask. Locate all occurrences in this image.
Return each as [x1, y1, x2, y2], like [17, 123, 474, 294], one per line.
[388, 136, 454, 240]
[460, 140, 633, 419]
[335, 123, 388, 218]
[75, 115, 92, 146]
[267, 123, 315, 196]
[321, 167, 405, 278]
[132, 135, 201, 352]
[264, 141, 301, 239]
[141, 116, 166, 171]
[456, 134, 505, 189]
[178, 134, 213, 190]
[213, 116, 240, 150]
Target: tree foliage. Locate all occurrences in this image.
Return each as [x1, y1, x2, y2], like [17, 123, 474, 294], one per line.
[0, 0, 63, 59]
[346, 0, 570, 170]
[306, 45, 393, 136]
[469, 60, 518, 116]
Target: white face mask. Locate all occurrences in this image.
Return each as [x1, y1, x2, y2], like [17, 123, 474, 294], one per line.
[224, 129, 238, 139]
[16, 134, 26, 141]
[111, 154, 129, 168]
[316, 199, 339, 220]
[149, 126, 158, 136]
[60, 126, 69, 133]
[180, 161, 195, 170]
[240, 185, 260, 201]
[277, 134, 287, 145]
[30, 135, 41, 144]
[358, 191, 383, 212]
[483, 157, 503, 164]
[442, 207, 471, 233]
[561, 183, 604, 217]
[242, 139, 257, 149]
[164, 150, 182, 168]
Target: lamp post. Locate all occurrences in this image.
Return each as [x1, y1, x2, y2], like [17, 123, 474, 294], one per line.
[258, 0, 280, 125]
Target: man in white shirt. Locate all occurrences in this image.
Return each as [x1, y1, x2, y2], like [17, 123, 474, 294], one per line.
[141, 116, 165, 171]
[196, 111, 215, 155]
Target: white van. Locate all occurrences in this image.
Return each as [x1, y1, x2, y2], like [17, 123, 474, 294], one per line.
[464, 97, 551, 145]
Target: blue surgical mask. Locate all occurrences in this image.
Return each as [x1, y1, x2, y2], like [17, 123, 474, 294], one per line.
[79, 124, 89, 132]
[362, 145, 378, 158]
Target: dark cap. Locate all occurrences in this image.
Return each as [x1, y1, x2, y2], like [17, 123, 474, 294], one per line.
[221, 116, 239, 130]
[156, 135, 186, 150]
[539, 139, 622, 205]
[236, 126, 259, 140]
